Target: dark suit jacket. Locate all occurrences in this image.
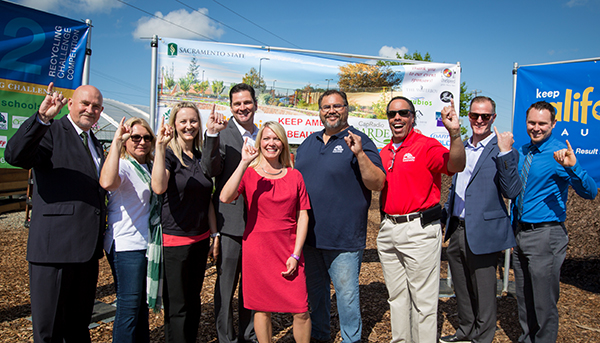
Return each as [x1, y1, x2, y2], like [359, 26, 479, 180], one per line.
[5, 114, 107, 263]
[443, 136, 521, 255]
[203, 118, 247, 237]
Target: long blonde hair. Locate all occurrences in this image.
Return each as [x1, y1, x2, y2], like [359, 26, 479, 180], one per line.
[249, 121, 293, 169]
[120, 117, 155, 164]
[167, 102, 203, 167]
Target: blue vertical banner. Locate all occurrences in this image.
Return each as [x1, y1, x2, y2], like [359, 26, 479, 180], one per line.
[0, 1, 89, 168]
[514, 60, 600, 184]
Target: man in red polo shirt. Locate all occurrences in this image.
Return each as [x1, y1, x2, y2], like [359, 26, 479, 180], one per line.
[377, 96, 465, 343]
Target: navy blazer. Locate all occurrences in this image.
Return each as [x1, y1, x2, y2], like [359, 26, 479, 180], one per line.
[5, 114, 107, 263]
[443, 136, 521, 255]
[204, 118, 247, 237]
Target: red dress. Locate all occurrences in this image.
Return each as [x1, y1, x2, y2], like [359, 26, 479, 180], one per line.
[238, 167, 311, 313]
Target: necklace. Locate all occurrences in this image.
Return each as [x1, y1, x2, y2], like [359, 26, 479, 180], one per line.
[261, 166, 283, 175]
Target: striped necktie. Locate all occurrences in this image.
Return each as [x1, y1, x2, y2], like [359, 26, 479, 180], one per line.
[517, 145, 536, 219]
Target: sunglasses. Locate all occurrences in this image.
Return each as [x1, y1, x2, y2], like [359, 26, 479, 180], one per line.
[468, 112, 494, 121]
[386, 109, 414, 118]
[130, 134, 153, 143]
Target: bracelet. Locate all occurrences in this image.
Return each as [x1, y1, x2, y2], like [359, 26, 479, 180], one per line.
[450, 133, 462, 139]
[210, 232, 221, 238]
[290, 254, 300, 261]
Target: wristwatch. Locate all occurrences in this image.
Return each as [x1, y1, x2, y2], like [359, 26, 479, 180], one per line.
[210, 232, 221, 238]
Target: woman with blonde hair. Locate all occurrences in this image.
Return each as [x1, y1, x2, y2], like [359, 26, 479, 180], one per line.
[151, 102, 225, 343]
[100, 116, 157, 343]
[220, 121, 312, 343]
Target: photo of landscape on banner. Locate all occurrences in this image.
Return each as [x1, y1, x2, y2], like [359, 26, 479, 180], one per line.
[156, 38, 460, 148]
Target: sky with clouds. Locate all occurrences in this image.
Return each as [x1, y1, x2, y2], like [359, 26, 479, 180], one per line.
[6, 0, 600, 133]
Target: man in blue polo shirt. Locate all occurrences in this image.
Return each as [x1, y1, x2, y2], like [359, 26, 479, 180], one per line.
[295, 90, 386, 343]
[512, 101, 597, 343]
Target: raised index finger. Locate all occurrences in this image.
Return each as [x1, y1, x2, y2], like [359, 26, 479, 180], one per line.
[46, 82, 54, 95]
[493, 126, 499, 136]
[566, 140, 573, 151]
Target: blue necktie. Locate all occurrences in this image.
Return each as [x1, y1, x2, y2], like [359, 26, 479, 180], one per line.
[517, 146, 536, 219]
[80, 132, 97, 174]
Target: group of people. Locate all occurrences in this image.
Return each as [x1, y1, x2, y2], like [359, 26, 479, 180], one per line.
[5, 81, 596, 343]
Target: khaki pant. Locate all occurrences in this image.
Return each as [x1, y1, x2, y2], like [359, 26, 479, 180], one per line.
[377, 216, 442, 343]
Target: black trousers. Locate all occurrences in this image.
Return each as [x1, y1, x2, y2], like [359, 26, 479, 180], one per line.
[163, 239, 210, 343]
[447, 226, 499, 343]
[214, 234, 255, 343]
[29, 259, 99, 343]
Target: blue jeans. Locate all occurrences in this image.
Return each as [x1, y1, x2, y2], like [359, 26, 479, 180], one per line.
[107, 248, 150, 343]
[303, 245, 363, 343]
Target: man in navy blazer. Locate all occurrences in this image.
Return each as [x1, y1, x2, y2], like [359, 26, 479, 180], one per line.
[5, 82, 107, 342]
[440, 96, 521, 343]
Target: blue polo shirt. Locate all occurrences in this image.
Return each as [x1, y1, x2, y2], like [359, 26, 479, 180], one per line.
[295, 126, 384, 250]
[512, 135, 597, 224]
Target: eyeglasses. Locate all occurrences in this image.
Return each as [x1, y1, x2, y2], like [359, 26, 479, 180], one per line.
[468, 112, 494, 121]
[386, 109, 414, 118]
[387, 149, 397, 172]
[320, 104, 347, 111]
[130, 134, 153, 143]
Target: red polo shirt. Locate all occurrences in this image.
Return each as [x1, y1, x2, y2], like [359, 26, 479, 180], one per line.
[380, 129, 452, 215]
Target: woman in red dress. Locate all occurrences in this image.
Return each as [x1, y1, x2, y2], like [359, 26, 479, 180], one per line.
[220, 121, 311, 343]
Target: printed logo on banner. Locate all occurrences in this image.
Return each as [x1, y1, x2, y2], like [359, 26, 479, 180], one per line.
[443, 69, 453, 78]
[441, 68, 457, 85]
[0, 136, 7, 148]
[440, 91, 454, 103]
[0, 113, 7, 130]
[431, 132, 450, 148]
[12, 115, 28, 129]
[168, 43, 178, 56]
[410, 97, 433, 106]
[435, 111, 444, 127]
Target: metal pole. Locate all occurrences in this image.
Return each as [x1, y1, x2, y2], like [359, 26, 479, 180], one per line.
[150, 35, 158, 131]
[82, 19, 92, 85]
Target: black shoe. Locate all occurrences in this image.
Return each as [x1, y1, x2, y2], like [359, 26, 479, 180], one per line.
[439, 334, 471, 343]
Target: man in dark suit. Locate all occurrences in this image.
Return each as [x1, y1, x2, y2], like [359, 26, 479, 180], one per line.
[5, 82, 107, 342]
[440, 96, 521, 343]
[205, 83, 257, 343]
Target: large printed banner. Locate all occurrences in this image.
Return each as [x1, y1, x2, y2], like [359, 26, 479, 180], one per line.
[157, 38, 460, 148]
[515, 60, 600, 184]
[0, 1, 89, 168]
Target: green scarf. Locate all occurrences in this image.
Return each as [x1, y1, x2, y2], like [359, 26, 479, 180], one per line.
[125, 155, 163, 312]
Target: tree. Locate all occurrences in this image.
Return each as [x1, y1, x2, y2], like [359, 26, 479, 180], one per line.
[178, 75, 192, 95]
[211, 80, 225, 97]
[162, 63, 175, 92]
[338, 63, 402, 92]
[242, 68, 265, 92]
[187, 57, 200, 84]
[193, 80, 209, 95]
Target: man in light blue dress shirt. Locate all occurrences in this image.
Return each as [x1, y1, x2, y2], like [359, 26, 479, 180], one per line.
[512, 101, 597, 343]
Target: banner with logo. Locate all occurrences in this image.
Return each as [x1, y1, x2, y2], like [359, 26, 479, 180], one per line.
[514, 60, 600, 183]
[0, 1, 89, 168]
[157, 38, 460, 148]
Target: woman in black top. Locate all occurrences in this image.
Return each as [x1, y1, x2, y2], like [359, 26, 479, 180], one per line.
[152, 102, 225, 343]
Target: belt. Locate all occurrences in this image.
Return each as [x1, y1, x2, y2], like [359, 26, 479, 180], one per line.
[451, 216, 466, 228]
[384, 204, 442, 227]
[385, 213, 420, 224]
[518, 221, 562, 231]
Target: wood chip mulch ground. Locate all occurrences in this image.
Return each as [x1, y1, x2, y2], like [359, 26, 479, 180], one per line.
[1, 176, 599, 342]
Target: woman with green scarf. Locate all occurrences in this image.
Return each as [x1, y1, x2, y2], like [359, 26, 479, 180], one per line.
[100, 116, 159, 343]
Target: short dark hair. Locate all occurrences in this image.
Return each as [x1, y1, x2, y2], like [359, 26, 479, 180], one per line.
[318, 90, 348, 108]
[386, 96, 415, 113]
[526, 101, 556, 122]
[229, 83, 257, 103]
[470, 96, 496, 113]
